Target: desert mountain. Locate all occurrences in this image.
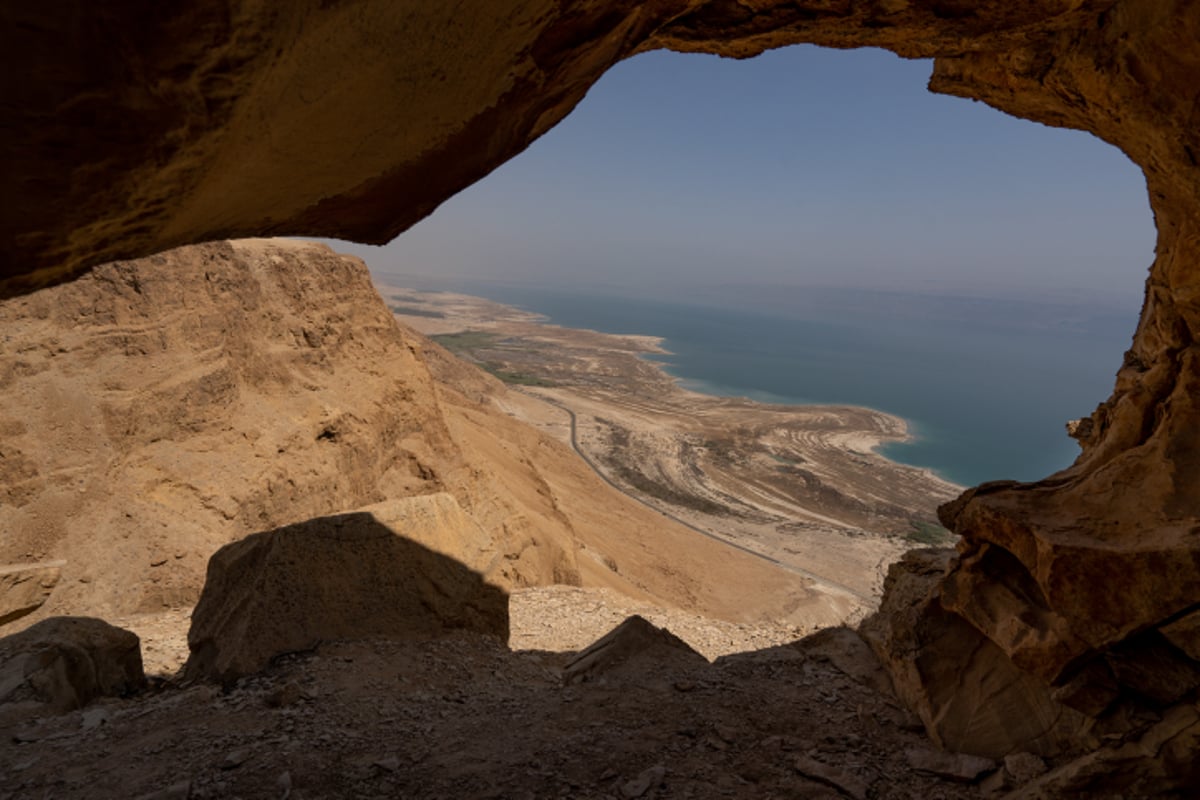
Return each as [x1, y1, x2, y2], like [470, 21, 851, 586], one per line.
[0, 238, 835, 629]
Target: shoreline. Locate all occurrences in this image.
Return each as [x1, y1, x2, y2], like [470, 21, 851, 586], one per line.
[374, 276, 964, 607]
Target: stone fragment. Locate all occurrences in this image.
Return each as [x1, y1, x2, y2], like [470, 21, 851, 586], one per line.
[620, 764, 665, 799]
[0, 561, 64, 627]
[904, 748, 996, 783]
[0, 616, 144, 714]
[792, 754, 870, 800]
[562, 616, 707, 686]
[373, 756, 400, 772]
[1003, 752, 1048, 783]
[184, 496, 509, 682]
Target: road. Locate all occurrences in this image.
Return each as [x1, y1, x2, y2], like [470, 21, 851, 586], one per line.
[530, 391, 869, 604]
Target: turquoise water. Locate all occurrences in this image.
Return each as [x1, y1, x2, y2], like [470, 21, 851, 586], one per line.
[382, 274, 1138, 487]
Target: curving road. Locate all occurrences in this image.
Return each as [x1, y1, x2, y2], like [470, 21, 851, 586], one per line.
[530, 391, 869, 604]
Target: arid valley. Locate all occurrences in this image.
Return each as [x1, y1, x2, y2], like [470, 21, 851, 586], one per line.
[376, 280, 961, 618]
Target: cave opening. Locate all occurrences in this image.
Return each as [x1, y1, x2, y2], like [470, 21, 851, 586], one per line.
[337, 44, 1156, 489]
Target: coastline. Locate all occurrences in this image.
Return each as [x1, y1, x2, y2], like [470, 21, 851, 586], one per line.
[374, 277, 963, 608]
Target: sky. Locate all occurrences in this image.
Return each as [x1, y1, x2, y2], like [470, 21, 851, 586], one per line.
[332, 44, 1155, 310]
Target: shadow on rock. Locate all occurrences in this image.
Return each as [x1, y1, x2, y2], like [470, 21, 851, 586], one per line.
[184, 509, 509, 683]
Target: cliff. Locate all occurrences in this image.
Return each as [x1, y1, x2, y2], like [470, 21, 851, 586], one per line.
[0, 238, 824, 627]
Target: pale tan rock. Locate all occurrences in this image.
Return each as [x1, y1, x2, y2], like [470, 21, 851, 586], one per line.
[184, 497, 511, 682]
[0, 560, 64, 627]
[797, 625, 894, 696]
[0, 616, 144, 714]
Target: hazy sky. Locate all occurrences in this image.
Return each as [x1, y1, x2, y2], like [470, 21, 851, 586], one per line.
[335, 45, 1155, 308]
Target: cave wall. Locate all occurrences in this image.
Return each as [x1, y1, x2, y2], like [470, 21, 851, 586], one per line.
[5, 0, 1200, 775]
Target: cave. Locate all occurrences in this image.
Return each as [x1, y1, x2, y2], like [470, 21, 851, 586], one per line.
[4, 0, 1200, 793]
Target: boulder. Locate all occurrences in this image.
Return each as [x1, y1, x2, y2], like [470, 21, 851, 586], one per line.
[184, 496, 510, 682]
[562, 615, 707, 686]
[0, 560, 64, 627]
[860, 549, 1094, 759]
[0, 616, 145, 714]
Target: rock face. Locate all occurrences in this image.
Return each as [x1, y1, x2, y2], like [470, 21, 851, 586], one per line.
[0, 617, 145, 715]
[184, 498, 509, 682]
[0, 561, 63, 627]
[0, 237, 821, 628]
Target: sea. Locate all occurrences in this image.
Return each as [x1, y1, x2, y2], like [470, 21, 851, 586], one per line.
[377, 273, 1140, 487]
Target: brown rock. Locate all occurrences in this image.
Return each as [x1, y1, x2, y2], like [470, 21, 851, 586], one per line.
[797, 625, 894, 696]
[861, 550, 1094, 758]
[1003, 752, 1047, 784]
[562, 615, 708, 686]
[1161, 608, 1200, 662]
[904, 747, 996, 783]
[184, 497, 510, 682]
[1009, 703, 1200, 798]
[792, 754, 870, 800]
[0, 616, 145, 714]
[0, 560, 64, 627]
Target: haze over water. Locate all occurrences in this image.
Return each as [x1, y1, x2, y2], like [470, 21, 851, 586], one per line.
[375, 273, 1137, 487]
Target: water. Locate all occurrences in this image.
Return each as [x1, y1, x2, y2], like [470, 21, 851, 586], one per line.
[380, 273, 1138, 487]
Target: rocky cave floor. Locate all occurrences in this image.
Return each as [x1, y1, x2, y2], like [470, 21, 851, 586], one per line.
[1, 588, 1009, 799]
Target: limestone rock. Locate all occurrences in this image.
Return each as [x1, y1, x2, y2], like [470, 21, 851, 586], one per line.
[184, 497, 510, 682]
[0, 616, 145, 714]
[562, 615, 708, 686]
[0, 560, 64, 627]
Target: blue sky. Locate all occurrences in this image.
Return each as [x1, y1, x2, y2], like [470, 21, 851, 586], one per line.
[336, 45, 1155, 309]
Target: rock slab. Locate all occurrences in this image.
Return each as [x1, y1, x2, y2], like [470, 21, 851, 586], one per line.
[184, 495, 510, 682]
[0, 560, 64, 627]
[0, 616, 144, 714]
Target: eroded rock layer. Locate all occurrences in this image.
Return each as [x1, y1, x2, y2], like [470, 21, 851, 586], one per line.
[0, 239, 825, 629]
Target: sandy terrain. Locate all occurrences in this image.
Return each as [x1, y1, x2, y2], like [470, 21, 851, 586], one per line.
[375, 281, 962, 608]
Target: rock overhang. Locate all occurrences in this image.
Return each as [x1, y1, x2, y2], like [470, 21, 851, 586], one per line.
[5, 0, 1200, 780]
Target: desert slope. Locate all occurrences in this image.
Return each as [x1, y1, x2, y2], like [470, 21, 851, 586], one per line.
[0, 239, 828, 629]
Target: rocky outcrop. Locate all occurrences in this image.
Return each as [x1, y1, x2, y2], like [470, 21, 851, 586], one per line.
[184, 500, 510, 682]
[861, 550, 1096, 759]
[0, 617, 144, 718]
[0, 561, 63, 627]
[562, 615, 708, 686]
